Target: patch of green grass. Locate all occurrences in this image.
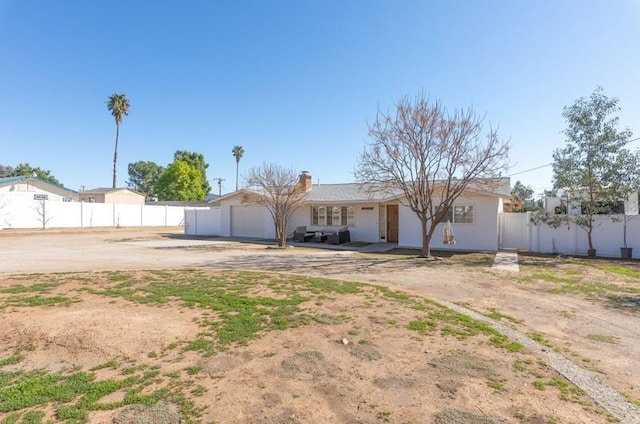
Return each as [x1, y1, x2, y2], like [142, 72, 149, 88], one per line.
[89, 360, 119, 371]
[185, 366, 201, 375]
[410, 305, 524, 352]
[513, 359, 533, 372]
[528, 332, 554, 348]
[372, 285, 411, 301]
[520, 272, 581, 285]
[0, 413, 20, 424]
[21, 410, 44, 424]
[376, 410, 392, 422]
[84, 270, 419, 351]
[596, 265, 640, 279]
[191, 385, 206, 396]
[5, 295, 77, 307]
[105, 272, 133, 282]
[533, 380, 546, 390]
[483, 308, 523, 324]
[548, 378, 585, 403]
[532, 377, 587, 405]
[550, 280, 638, 296]
[407, 319, 436, 334]
[184, 337, 215, 355]
[520, 267, 640, 302]
[121, 366, 137, 375]
[429, 308, 499, 340]
[489, 335, 524, 352]
[0, 356, 203, 423]
[0, 283, 59, 294]
[0, 355, 25, 368]
[487, 378, 507, 392]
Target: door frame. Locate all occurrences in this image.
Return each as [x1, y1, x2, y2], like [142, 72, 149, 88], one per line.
[386, 204, 399, 243]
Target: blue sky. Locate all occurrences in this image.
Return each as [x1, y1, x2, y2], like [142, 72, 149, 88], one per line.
[1, 1, 639, 196]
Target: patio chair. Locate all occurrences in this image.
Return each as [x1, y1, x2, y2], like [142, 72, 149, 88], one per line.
[293, 226, 314, 242]
[326, 228, 350, 245]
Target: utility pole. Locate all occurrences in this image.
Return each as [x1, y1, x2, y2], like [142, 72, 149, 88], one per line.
[213, 178, 225, 196]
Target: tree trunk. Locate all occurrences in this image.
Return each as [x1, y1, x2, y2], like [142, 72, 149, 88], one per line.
[420, 218, 431, 257]
[235, 161, 239, 191]
[112, 123, 120, 189]
[587, 227, 594, 251]
[274, 218, 286, 247]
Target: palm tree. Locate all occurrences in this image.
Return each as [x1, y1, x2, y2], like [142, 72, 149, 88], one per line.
[232, 145, 245, 191]
[107, 93, 130, 188]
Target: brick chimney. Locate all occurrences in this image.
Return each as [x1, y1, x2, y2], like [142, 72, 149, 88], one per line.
[298, 171, 312, 192]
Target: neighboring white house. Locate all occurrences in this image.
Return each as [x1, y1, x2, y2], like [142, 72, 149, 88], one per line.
[542, 191, 640, 215]
[79, 187, 146, 205]
[200, 173, 511, 251]
[0, 176, 78, 202]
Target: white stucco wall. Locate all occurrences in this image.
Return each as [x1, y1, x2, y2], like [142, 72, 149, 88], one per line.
[398, 196, 500, 251]
[348, 204, 380, 243]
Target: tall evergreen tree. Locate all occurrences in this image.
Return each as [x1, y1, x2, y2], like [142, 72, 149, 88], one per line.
[232, 145, 245, 191]
[107, 93, 130, 188]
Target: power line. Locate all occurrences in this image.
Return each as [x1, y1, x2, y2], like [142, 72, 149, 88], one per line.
[212, 178, 225, 196]
[508, 163, 552, 177]
[508, 136, 640, 178]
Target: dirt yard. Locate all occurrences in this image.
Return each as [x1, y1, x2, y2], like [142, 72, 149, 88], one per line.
[0, 228, 639, 423]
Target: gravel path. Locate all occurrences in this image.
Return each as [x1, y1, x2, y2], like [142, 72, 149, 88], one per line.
[440, 300, 640, 424]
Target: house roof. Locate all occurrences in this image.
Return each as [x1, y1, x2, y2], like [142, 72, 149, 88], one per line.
[146, 200, 212, 207]
[0, 176, 78, 197]
[209, 177, 511, 205]
[308, 178, 511, 202]
[306, 183, 395, 203]
[80, 187, 144, 196]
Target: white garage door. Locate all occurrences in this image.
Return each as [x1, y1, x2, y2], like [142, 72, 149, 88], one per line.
[231, 206, 265, 238]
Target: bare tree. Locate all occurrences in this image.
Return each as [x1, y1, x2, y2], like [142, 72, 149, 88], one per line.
[0, 197, 10, 229]
[35, 199, 53, 230]
[355, 94, 510, 257]
[243, 163, 309, 247]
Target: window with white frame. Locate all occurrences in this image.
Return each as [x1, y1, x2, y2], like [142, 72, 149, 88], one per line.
[437, 205, 474, 224]
[453, 205, 474, 223]
[311, 206, 355, 227]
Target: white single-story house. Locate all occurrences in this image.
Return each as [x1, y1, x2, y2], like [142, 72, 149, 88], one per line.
[0, 176, 78, 202]
[79, 188, 145, 205]
[204, 173, 511, 251]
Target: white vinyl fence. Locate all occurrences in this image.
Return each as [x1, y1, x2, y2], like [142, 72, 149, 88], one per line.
[0, 197, 200, 229]
[184, 208, 220, 236]
[499, 212, 640, 258]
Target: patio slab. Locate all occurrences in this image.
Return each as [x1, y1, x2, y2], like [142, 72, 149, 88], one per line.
[492, 250, 519, 272]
